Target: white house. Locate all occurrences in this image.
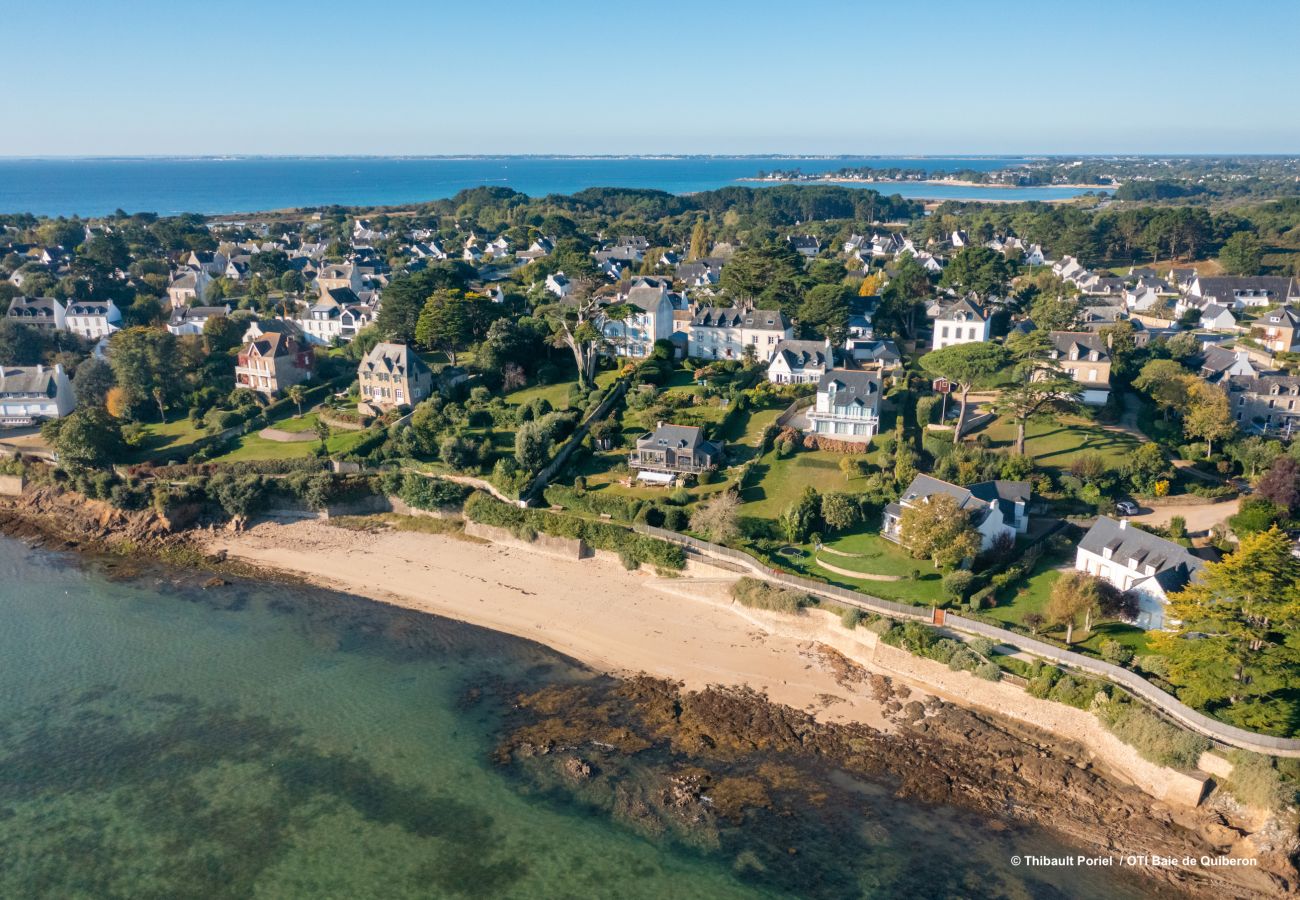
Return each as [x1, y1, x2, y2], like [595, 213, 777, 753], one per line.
[931, 297, 990, 350]
[64, 300, 122, 340]
[805, 370, 880, 442]
[297, 288, 372, 346]
[1188, 275, 1296, 309]
[788, 235, 820, 258]
[0, 363, 76, 428]
[602, 278, 674, 358]
[1199, 303, 1238, 332]
[168, 304, 232, 336]
[545, 271, 572, 298]
[767, 339, 832, 384]
[687, 306, 793, 362]
[1075, 517, 1204, 630]
[882, 475, 1030, 551]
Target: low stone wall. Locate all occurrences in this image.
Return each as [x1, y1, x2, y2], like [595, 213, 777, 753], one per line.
[462, 520, 587, 560]
[0, 474, 24, 497]
[1144, 493, 1236, 508]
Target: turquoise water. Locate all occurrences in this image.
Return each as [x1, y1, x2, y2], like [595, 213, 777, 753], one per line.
[0, 156, 1105, 217]
[0, 536, 1156, 899]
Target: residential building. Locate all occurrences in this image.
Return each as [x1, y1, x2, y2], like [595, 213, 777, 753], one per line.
[235, 332, 313, 396]
[316, 263, 363, 296]
[602, 278, 674, 358]
[1199, 346, 1266, 384]
[1188, 276, 1296, 309]
[64, 300, 122, 340]
[6, 296, 65, 331]
[167, 270, 211, 308]
[357, 342, 433, 409]
[168, 304, 232, 336]
[1075, 517, 1204, 630]
[186, 250, 227, 275]
[628, 423, 722, 483]
[882, 474, 1030, 551]
[844, 337, 902, 371]
[806, 370, 881, 442]
[931, 297, 990, 350]
[1043, 331, 1112, 405]
[675, 259, 722, 288]
[1199, 303, 1238, 332]
[767, 339, 832, 384]
[545, 271, 572, 298]
[1248, 305, 1300, 354]
[1228, 374, 1300, 439]
[298, 287, 371, 346]
[0, 363, 76, 428]
[687, 306, 794, 362]
[788, 235, 820, 258]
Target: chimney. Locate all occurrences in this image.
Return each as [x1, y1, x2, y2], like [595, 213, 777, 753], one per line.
[1118, 518, 1128, 530]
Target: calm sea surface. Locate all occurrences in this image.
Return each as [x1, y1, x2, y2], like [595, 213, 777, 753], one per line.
[0, 156, 1105, 217]
[0, 536, 1151, 898]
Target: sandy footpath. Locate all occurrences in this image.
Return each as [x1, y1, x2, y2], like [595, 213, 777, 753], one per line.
[205, 519, 901, 730]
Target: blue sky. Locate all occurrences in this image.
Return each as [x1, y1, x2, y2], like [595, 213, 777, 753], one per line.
[5, 0, 1297, 156]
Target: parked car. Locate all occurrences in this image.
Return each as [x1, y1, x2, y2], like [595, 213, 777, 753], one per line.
[1115, 500, 1140, 516]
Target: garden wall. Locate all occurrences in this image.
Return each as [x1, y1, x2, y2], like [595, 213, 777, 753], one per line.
[462, 520, 587, 560]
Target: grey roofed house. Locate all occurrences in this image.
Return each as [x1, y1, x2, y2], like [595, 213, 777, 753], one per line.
[771, 339, 831, 369]
[1199, 345, 1266, 382]
[1047, 330, 1110, 362]
[1199, 302, 1237, 327]
[629, 422, 723, 476]
[1251, 304, 1300, 329]
[890, 474, 1029, 529]
[1077, 516, 1204, 592]
[690, 306, 791, 330]
[817, 370, 880, 406]
[322, 286, 362, 306]
[845, 338, 901, 366]
[169, 304, 230, 325]
[1194, 275, 1296, 305]
[6, 295, 63, 326]
[359, 341, 432, 380]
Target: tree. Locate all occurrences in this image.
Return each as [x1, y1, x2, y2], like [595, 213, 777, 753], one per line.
[376, 263, 473, 343]
[1229, 498, 1285, 536]
[719, 242, 807, 313]
[899, 494, 981, 568]
[687, 220, 710, 261]
[991, 379, 1081, 455]
[1046, 570, 1103, 643]
[1256, 455, 1299, 514]
[778, 486, 821, 544]
[939, 246, 1012, 297]
[415, 289, 488, 364]
[689, 491, 741, 543]
[107, 327, 182, 421]
[919, 342, 1011, 444]
[287, 384, 306, 417]
[877, 252, 930, 339]
[1133, 359, 1195, 419]
[72, 358, 116, 407]
[202, 313, 244, 354]
[1218, 231, 1264, 276]
[1155, 527, 1300, 730]
[514, 420, 552, 473]
[1122, 442, 1169, 495]
[0, 320, 43, 366]
[819, 492, 860, 533]
[41, 407, 125, 469]
[535, 278, 607, 390]
[1183, 379, 1235, 457]
[799, 283, 851, 342]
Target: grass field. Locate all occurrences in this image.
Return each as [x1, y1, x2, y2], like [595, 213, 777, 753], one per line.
[738, 448, 857, 519]
[978, 415, 1141, 470]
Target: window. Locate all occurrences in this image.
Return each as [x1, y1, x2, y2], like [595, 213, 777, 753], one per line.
[940, 326, 949, 338]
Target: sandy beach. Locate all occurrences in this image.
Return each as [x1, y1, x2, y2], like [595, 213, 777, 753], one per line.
[205, 519, 901, 730]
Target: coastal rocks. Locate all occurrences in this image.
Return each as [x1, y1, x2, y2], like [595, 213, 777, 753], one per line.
[494, 674, 1296, 899]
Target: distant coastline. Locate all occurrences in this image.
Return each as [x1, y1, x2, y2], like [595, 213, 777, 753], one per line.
[738, 174, 1113, 191]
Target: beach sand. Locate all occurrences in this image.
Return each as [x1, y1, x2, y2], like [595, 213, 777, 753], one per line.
[206, 519, 901, 730]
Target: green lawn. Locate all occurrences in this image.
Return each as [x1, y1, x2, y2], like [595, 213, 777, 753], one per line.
[983, 555, 1065, 627]
[754, 530, 946, 606]
[738, 448, 856, 520]
[504, 380, 575, 410]
[1076, 622, 1153, 656]
[271, 411, 320, 433]
[129, 418, 210, 463]
[210, 424, 369, 462]
[978, 415, 1141, 470]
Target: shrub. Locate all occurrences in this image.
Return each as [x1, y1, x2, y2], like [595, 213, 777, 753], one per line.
[942, 570, 975, 603]
[731, 577, 811, 614]
[974, 661, 1002, 681]
[1223, 751, 1292, 811]
[399, 473, 469, 511]
[1099, 639, 1134, 666]
[840, 607, 866, 630]
[1094, 696, 1210, 769]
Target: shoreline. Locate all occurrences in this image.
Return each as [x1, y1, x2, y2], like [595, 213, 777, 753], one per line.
[737, 175, 1112, 190]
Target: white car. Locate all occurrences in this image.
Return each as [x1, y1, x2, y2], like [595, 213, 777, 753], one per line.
[1115, 501, 1140, 516]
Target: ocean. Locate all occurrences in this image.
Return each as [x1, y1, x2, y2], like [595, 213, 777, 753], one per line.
[0, 535, 1159, 899]
[0, 156, 1105, 218]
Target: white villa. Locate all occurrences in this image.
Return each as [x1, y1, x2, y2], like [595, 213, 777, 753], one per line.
[806, 370, 880, 442]
[931, 297, 990, 350]
[602, 278, 674, 358]
[0, 363, 76, 428]
[1075, 517, 1204, 630]
[64, 300, 122, 340]
[687, 306, 793, 362]
[882, 475, 1030, 551]
[767, 339, 832, 384]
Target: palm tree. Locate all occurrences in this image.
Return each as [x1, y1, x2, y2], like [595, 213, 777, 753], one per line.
[287, 384, 305, 418]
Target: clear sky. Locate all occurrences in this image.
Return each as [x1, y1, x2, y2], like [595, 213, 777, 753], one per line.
[6, 0, 1297, 156]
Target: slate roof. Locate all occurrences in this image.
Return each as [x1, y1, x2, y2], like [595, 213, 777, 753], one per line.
[1197, 276, 1295, 302]
[898, 474, 1030, 528]
[935, 296, 987, 321]
[7, 296, 61, 320]
[0, 365, 60, 398]
[1047, 331, 1110, 362]
[360, 342, 430, 380]
[691, 306, 791, 330]
[771, 339, 830, 370]
[817, 370, 881, 407]
[1251, 305, 1300, 328]
[1078, 517, 1204, 588]
[636, 423, 722, 457]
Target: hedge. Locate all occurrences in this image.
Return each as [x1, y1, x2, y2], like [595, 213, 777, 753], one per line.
[464, 492, 684, 570]
[543, 484, 643, 521]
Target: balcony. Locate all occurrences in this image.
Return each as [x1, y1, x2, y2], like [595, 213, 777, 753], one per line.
[628, 451, 712, 474]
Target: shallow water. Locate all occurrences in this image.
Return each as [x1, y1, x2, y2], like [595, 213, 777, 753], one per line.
[0, 536, 1161, 898]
